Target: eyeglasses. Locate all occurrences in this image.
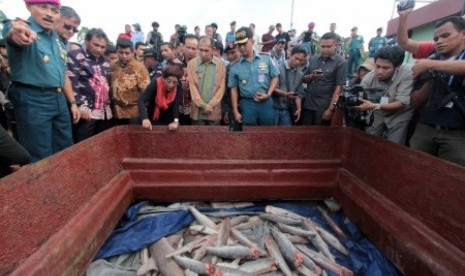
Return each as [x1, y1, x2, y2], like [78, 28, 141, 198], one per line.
[63, 23, 79, 33]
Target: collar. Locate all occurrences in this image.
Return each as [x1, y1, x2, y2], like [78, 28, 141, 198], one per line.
[196, 56, 217, 66]
[318, 53, 336, 61]
[28, 17, 56, 38]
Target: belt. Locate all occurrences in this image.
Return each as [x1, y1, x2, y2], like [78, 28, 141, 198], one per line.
[12, 82, 63, 93]
[425, 123, 465, 131]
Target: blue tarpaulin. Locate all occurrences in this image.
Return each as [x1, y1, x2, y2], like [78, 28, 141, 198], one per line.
[95, 201, 400, 276]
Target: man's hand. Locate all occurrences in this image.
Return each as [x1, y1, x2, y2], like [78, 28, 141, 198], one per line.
[202, 104, 213, 115]
[254, 92, 269, 102]
[9, 21, 37, 47]
[354, 99, 376, 112]
[168, 121, 179, 132]
[287, 92, 298, 99]
[294, 108, 301, 123]
[233, 110, 242, 123]
[322, 108, 334, 121]
[79, 108, 91, 121]
[412, 59, 432, 79]
[142, 119, 152, 130]
[398, 7, 414, 17]
[70, 104, 80, 124]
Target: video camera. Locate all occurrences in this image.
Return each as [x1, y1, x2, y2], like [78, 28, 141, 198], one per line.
[335, 84, 386, 109]
[176, 26, 187, 45]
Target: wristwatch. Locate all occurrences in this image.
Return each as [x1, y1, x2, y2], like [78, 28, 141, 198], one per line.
[374, 104, 381, 110]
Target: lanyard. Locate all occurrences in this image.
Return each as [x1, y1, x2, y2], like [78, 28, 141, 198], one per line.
[444, 50, 465, 86]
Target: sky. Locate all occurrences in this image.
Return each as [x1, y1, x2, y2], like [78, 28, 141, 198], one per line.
[0, 0, 427, 46]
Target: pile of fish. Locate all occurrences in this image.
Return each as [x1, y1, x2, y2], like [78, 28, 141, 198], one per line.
[135, 204, 353, 276]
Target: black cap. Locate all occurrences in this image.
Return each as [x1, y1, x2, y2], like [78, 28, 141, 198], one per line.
[224, 42, 238, 53]
[142, 48, 157, 58]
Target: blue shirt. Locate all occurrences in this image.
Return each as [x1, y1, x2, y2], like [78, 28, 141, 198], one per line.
[349, 35, 364, 51]
[3, 17, 67, 87]
[225, 32, 236, 45]
[228, 53, 279, 98]
[131, 31, 145, 45]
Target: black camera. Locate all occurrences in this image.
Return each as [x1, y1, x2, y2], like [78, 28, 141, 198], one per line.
[335, 85, 365, 109]
[176, 26, 187, 45]
[335, 85, 386, 109]
[397, 0, 415, 11]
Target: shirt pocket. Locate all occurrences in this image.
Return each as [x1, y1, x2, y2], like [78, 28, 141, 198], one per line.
[238, 71, 250, 88]
[36, 42, 53, 64]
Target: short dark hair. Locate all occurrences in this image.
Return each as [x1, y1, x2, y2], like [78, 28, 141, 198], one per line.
[376, 27, 383, 32]
[85, 28, 109, 43]
[161, 42, 175, 50]
[184, 34, 198, 42]
[163, 63, 184, 80]
[276, 23, 282, 28]
[116, 39, 133, 51]
[199, 36, 214, 48]
[135, 42, 147, 50]
[291, 45, 308, 56]
[374, 46, 405, 67]
[152, 21, 159, 27]
[213, 39, 224, 56]
[320, 32, 338, 41]
[60, 6, 81, 24]
[435, 16, 465, 31]
[105, 43, 116, 55]
[211, 22, 218, 29]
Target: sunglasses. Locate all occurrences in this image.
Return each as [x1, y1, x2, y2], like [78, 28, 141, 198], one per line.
[63, 23, 79, 33]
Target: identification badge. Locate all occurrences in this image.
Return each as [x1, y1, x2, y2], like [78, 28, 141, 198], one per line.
[258, 73, 265, 83]
[445, 101, 454, 108]
[380, 96, 389, 105]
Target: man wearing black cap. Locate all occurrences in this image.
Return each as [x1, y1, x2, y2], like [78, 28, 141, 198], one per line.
[225, 21, 237, 45]
[146, 21, 163, 62]
[142, 48, 162, 79]
[228, 27, 279, 126]
[211, 22, 223, 43]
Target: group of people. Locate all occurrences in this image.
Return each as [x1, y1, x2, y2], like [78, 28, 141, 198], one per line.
[0, 0, 464, 178]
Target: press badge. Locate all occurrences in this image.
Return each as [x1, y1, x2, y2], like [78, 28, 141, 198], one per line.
[380, 96, 389, 105]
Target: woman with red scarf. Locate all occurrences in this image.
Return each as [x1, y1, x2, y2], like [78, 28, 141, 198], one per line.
[138, 63, 183, 131]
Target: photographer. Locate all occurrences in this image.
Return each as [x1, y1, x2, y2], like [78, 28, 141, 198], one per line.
[355, 46, 414, 145]
[409, 17, 465, 166]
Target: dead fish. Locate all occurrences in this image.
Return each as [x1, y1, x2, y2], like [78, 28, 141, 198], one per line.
[172, 255, 209, 274]
[296, 244, 353, 276]
[315, 226, 349, 256]
[165, 236, 210, 258]
[259, 213, 302, 226]
[207, 245, 260, 260]
[230, 228, 267, 256]
[217, 218, 232, 247]
[137, 247, 158, 276]
[276, 223, 317, 238]
[283, 233, 310, 244]
[185, 269, 200, 276]
[264, 234, 293, 276]
[265, 206, 306, 221]
[317, 206, 348, 240]
[301, 220, 335, 261]
[230, 216, 251, 227]
[296, 265, 319, 276]
[149, 237, 184, 276]
[238, 258, 278, 274]
[194, 234, 218, 261]
[190, 225, 218, 235]
[189, 205, 218, 229]
[269, 225, 304, 269]
[212, 264, 255, 276]
[234, 216, 263, 231]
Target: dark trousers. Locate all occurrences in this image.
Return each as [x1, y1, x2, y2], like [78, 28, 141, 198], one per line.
[410, 123, 465, 166]
[347, 50, 361, 77]
[73, 118, 114, 143]
[8, 85, 73, 162]
[0, 125, 30, 177]
[302, 109, 330, 126]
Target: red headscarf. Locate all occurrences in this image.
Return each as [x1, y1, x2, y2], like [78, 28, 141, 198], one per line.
[153, 77, 177, 121]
